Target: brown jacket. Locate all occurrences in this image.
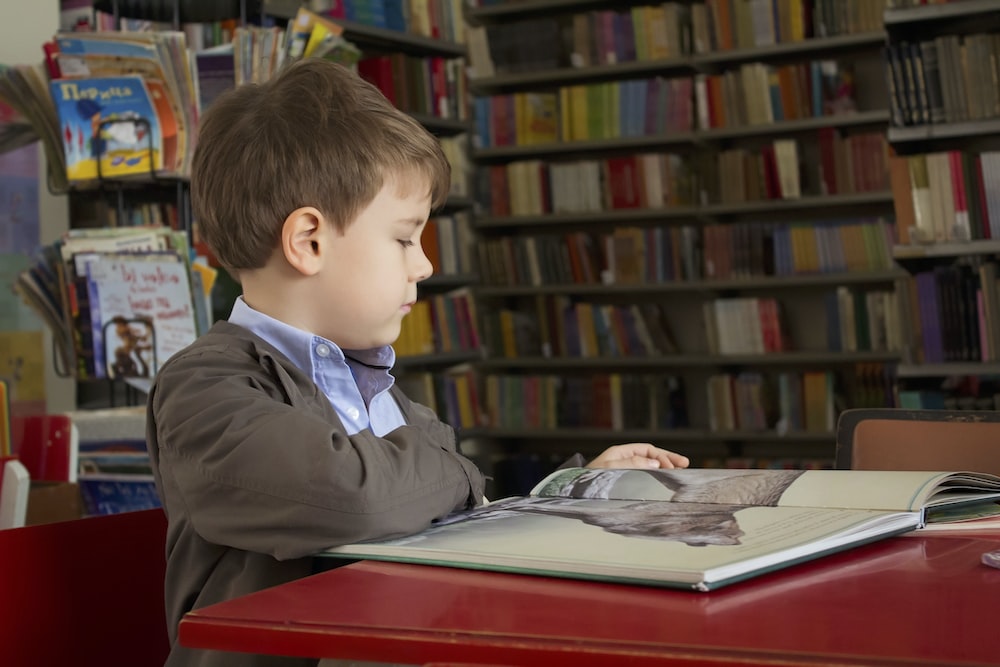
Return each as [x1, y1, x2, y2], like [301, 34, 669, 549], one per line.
[147, 321, 485, 667]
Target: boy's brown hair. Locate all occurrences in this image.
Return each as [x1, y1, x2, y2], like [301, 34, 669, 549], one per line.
[191, 58, 451, 272]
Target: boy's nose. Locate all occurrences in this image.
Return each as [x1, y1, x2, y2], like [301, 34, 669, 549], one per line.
[412, 245, 434, 282]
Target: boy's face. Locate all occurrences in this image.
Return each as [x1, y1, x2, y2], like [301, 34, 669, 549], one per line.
[317, 176, 434, 350]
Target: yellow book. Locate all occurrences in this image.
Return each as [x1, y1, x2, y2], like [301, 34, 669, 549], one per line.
[568, 85, 589, 140]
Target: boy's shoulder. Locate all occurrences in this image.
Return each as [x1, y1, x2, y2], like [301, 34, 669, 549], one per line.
[158, 320, 293, 376]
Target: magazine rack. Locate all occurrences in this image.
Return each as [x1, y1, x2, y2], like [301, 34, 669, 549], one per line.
[48, 113, 192, 234]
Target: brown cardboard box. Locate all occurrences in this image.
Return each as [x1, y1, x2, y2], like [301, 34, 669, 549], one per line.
[26, 481, 83, 525]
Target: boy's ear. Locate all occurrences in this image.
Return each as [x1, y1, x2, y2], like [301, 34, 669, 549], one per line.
[280, 206, 328, 276]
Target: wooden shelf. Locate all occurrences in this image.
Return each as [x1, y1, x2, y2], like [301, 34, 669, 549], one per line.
[893, 240, 1000, 259]
[394, 349, 483, 369]
[696, 109, 890, 141]
[421, 273, 477, 289]
[464, 426, 834, 444]
[888, 118, 1000, 146]
[478, 351, 901, 371]
[412, 114, 472, 136]
[467, 0, 617, 21]
[691, 31, 886, 68]
[896, 362, 1000, 378]
[474, 192, 894, 229]
[472, 132, 699, 162]
[472, 111, 890, 162]
[475, 270, 908, 297]
[884, 0, 1000, 26]
[470, 57, 692, 93]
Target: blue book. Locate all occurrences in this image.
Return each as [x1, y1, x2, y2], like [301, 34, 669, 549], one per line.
[50, 75, 163, 182]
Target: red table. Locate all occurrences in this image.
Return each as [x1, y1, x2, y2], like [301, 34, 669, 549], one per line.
[180, 533, 1000, 666]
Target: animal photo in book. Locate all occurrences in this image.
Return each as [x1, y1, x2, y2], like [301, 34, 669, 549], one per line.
[471, 469, 807, 547]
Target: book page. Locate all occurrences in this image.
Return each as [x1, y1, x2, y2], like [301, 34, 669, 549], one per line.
[531, 467, 1000, 512]
[326, 496, 919, 589]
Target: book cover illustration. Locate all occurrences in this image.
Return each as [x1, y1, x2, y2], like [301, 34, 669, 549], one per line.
[83, 252, 196, 378]
[49, 75, 163, 182]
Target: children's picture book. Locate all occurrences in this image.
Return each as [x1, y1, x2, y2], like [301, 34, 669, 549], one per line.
[77, 437, 159, 516]
[322, 467, 1000, 591]
[49, 75, 163, 182]
[82, 251, 197, 378]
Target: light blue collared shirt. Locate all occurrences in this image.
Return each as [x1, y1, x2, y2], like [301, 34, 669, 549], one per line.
[228, 297, 406, 436]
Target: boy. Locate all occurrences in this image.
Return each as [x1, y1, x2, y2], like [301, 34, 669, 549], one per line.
[147, 59, 688, 667]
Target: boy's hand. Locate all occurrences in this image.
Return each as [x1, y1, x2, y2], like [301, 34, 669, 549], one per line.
[586, 443, 690, 470]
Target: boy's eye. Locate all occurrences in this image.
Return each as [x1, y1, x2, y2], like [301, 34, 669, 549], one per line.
[398, 239, 415, 248]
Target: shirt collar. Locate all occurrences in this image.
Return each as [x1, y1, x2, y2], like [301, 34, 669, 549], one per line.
[227, 296, 397, 397]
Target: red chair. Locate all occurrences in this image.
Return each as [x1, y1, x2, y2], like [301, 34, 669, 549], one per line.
[0, 509, 169, 666]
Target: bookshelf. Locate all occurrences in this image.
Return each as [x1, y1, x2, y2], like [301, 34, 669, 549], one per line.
[464, 0, 900, 476]
[883, 0, 1000, 412]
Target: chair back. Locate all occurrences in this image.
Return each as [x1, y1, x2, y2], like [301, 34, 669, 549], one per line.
[836, 408, 1000, 475]
[0, 509, 169, 667]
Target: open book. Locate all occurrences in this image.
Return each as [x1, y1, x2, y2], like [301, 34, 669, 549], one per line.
[322, 467, 1000, 591]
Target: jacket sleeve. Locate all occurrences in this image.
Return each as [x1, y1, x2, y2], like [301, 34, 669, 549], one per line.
[149, 342, 485, 560]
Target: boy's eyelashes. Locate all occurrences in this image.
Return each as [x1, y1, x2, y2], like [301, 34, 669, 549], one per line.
[398, 239, 416, 248]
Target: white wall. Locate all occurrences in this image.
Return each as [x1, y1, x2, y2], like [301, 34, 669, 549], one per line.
[0, 1, 75, 412]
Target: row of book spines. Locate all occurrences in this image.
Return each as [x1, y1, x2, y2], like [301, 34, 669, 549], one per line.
[357, 54, 468, 121]
[707, 361, 894, 433]
[476, 220, 896, 288]
[901, 264, 1000, 365]
[884, 32, 1000, 128]
[713, 134, 888, 204]
[394, 290, 480, 357]
[480, 153, 695, 218]
[443, 368, 483, 429]
[423, 212, 475, 276]
[705, 219, 895, 279]
[472, 79, 692, 148]
[699, 0, 884, 53]
[103, 202, 180, 230]
[476, 71, 857, 149]
[396, 368, 484, 430]
[897, 391, 1000, 412]
[890, 150, 1000, 245]
[92, 11, 241, 49]
[475, 0, 877, 73]
[325, 0, 467, 44]
[483, 373, 689, 431]
[695, 60, 854, 130]
[483, 301, 678, 360]
[479, 133, 887, 218]
[567, 3, 691, 66]
[707, 370, 833, 432]
[825, 288, 902, 354]
[439, 136, 471, 199]
[704, 297, 789, 356]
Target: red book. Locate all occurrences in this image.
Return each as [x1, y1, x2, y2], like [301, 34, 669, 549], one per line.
[948, 150, 970, 239]
[11, 414, 75, 483]
[975, 155, 991, 239]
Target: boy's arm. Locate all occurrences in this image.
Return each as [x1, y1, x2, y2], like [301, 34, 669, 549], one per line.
[148, 345, 484, 560]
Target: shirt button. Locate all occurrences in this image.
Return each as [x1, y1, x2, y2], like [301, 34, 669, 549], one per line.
[316, 344, 330, 357]
[347, 407, 360, 421]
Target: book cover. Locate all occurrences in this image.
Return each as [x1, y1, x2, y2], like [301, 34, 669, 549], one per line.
[323, 467, 1000, 591]
[83, 251, 197, 378]
[50, 75, 163, 182]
